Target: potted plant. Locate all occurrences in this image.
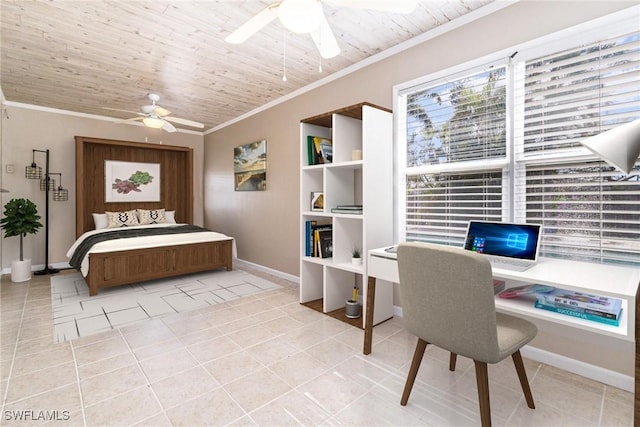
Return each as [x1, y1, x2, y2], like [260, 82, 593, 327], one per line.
[1, 198, 42, 282]
[351, 246, 362, 266]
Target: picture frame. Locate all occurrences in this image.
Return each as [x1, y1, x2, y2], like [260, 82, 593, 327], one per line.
[105, 160, 160, 202]
[311, 191, 324, 211]
[234, 139, 267, 191]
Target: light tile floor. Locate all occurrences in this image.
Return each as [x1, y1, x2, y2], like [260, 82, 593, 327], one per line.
[0, 267, 634, 426]
[51, 270, 281, 343]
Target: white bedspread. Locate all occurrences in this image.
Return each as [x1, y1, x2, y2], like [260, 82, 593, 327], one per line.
[66, 224, 237, 276]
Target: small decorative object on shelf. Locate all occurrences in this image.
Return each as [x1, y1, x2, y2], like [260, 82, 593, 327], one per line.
[311, 192, 324, 211]
[351, 247, 362, 265]
[345, 299, 361, 319]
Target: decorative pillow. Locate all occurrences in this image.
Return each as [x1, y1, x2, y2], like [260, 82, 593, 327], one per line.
[165, 210, 176, 224]
[92, 213, 108, 230]
[106, 210, 139, 228]
[137, 208, 166, 225]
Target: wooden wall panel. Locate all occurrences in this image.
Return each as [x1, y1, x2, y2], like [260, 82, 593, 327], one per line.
[75, 136, 193, 237]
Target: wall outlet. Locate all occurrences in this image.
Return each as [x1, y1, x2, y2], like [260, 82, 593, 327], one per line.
[5, 164, 14, 174]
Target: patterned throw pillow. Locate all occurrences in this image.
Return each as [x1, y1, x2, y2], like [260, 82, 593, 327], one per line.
[137, 208, 166, 225]
[106, 210, 140, 228]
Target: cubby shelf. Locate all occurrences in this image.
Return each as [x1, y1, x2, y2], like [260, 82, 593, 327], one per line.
[299, 103, 395, 328]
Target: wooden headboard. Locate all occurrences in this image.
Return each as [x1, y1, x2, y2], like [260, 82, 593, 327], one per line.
[75, 136, 194, 237]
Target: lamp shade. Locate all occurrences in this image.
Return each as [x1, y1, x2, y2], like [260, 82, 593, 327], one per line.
[142, 117, 165, 129]
[581, 119, 640, 174]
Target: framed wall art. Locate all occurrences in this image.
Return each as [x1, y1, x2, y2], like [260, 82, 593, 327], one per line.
[234, 139, 267, 191]
[105, 160, 160, 202]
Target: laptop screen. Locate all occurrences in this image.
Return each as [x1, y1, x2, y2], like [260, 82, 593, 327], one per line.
[463, 221, 541, 262]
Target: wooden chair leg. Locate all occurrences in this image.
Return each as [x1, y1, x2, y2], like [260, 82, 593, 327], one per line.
[474, 360, 491, 427]
[449, 353, 457, 371]
[401, 338, 428, 406]
[512, 350, 535, 409]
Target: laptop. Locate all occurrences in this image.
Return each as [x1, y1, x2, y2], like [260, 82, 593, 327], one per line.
[463, 221, 542, 271]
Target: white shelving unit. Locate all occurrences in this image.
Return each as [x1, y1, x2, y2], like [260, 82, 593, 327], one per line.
[300, 103, 394, 328]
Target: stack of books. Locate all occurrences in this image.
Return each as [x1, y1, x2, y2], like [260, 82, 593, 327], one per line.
[534, 288, 623, 326]
[306, 136, 332, 165]
[330, 204, 363, 214]
[304, 220, 332, 258]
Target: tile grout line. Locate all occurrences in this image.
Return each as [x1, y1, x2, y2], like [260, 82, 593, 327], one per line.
[69, 340, 88, 427]
[116, 328, 171, 425]
[0, 281, 31, 415]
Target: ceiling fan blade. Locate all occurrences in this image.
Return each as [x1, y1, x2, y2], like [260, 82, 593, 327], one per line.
[102, 107, 144, 116]
[122, 117, 145, 122]
[162, 120, 177, 133]
[225, 4, 279, 44]
[163, 116, 205, 129]
[326, 0, 418, 13]
[310, 16, 340, 59]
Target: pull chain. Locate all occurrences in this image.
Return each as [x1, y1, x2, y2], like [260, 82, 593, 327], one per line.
[282, 29, 288, 82]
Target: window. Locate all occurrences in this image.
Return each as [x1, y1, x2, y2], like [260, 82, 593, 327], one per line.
[396, 10, 640, 265]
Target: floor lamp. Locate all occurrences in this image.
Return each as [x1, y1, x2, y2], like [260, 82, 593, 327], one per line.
[25, 149, 69, 275]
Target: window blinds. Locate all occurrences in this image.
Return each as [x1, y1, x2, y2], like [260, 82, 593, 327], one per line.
[521, 32, 640, 156]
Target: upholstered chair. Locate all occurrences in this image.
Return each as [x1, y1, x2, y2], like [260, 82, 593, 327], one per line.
[397, 242, 538, 427]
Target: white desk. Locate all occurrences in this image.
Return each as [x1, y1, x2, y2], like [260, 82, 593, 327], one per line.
[364, 246, 639, 354]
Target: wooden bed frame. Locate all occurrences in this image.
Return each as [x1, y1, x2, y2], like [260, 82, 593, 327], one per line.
[75, 136, 232, 296]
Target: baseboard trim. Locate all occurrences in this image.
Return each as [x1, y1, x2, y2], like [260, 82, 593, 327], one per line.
[233, 258, 300, 284]
[520, 345, 633, 392]
[391, 305, 633, 392]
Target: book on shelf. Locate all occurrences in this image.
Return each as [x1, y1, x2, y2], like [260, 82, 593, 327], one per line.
[334, 204, 362, 210]
[537, 289, 622, 315]
[534, 300, 621, 326]
[493, 279, 505, 295]
[317, 229, 333, 258]
[305, 220, 331, 257]
[307, 136, 332, 165]
[331, 205, 363, 214]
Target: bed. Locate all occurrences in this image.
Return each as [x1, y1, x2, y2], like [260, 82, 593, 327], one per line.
[73, 136, 235, 296]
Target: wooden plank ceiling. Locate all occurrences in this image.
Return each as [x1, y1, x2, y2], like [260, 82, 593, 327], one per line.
[0, 0, 495, 131]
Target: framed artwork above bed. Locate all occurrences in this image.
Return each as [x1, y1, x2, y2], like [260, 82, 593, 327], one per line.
[75, 136, 194, 237]
[105, 160, 161, 202]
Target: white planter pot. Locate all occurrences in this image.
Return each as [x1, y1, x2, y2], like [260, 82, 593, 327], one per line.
[11, 259, 32, 283]
[351, 257, 362, 266]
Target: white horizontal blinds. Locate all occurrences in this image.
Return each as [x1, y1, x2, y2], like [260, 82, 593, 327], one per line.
[403, 66, 507, 245]
[405, 66, 507, 168]
[405, 171, 502, 245]
[519, 30, 640, 264]
[522, 32, 640, 155]
[524, 162, 640, 264]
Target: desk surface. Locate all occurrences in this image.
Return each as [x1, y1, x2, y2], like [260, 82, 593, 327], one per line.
[369, 247, 640, 299]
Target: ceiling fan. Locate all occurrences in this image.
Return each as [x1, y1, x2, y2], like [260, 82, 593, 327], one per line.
[107, 94, 205, 133]
[225, 0, 418, 59]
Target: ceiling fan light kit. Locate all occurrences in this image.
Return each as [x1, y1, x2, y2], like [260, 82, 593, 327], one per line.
[278, 0, 324, 34]
[142, 116, 165, 129]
